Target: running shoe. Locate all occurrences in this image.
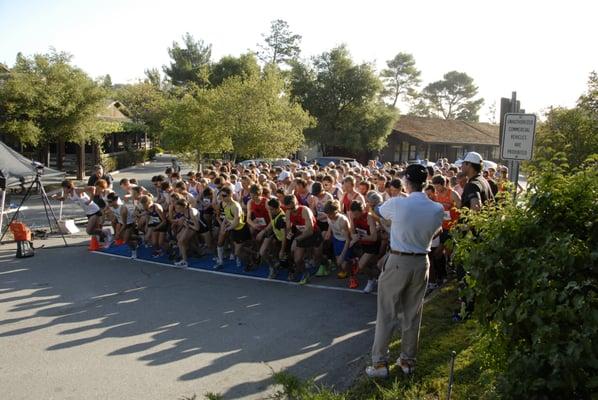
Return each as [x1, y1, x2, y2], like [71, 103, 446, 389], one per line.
[351, 261, 359, 276]
[315, 264, 329, 277]
[363, 279, 377, 294]
[229, 252, 236, 261]
[103, 239, 112, 249]
[348, 276, 359, 289]
[213, 260, 223, 270]
[131, 249, 138, 260]
[268, 267, 277, 279]
[104, 230, 113, 244]
[365, 362, 389, 379]
[174, 260, 188, 269]
[337, 271, 348, 279]
[236, 257, 242, 268]
[299, 272, 310, 285]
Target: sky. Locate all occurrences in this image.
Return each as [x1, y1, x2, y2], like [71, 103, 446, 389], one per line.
[0, 0, 596, 122]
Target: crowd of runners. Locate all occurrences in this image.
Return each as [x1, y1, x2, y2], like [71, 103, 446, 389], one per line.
[54, 155, 506, 293]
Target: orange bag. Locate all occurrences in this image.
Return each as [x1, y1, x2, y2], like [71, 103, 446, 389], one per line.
[9, 221, 32, 241]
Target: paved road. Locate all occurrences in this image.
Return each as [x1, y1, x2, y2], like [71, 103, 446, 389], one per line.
[0, 233, 377, 399]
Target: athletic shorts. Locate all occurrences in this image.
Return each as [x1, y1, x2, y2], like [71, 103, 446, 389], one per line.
[359, 241, 379, 255]
[331, 236, 352, 259]
[197, 217, 211, 234]
[295, 231, 322, 248]
[317, 221, 329, 233]
[153, 222, 169, 233]
[86, 211, 102, 219]
[231, 224, 251, 243]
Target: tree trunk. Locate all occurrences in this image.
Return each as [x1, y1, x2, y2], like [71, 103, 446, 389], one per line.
[57, 138, 65, 170]
[91, 141, 101, 165]
[44, 143, 51, 166]
[76, 141, 85, 180]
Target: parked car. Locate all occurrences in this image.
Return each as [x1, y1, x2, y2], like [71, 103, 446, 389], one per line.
[239, 158, 292, 168]
[310, 156, 360, 168]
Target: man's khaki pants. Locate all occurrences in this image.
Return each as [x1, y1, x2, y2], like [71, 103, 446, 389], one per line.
[371, 253, 429, 364]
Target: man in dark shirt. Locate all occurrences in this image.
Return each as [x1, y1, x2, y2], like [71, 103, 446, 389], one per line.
[460, 152, 494, 211]
[87, 165, 113, 189]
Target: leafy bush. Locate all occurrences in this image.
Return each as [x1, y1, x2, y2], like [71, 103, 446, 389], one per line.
[101, 149, 149, 172]
[148, 146, 164, 159]
[452, 156, 598, 398]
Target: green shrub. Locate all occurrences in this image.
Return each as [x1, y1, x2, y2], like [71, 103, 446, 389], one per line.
[452, 156, 598, 398]
[101, 149, 149, 172]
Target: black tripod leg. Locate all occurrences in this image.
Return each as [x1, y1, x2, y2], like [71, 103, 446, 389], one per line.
[0, 179, 36, 243]
[39, 183, 68, 247]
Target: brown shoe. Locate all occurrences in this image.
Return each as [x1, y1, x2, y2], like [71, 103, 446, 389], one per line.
[397, 357, 415, 375]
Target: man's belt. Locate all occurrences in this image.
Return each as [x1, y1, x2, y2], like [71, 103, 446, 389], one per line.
[390, 250, 428, 256]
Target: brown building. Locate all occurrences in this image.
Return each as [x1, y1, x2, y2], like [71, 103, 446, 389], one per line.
[379, 116, 500, 163]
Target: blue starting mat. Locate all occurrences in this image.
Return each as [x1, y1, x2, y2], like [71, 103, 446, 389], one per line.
[98, 243, 332, 286]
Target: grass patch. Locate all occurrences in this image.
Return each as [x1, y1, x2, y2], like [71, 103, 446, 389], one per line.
[273, 282, 498, 400]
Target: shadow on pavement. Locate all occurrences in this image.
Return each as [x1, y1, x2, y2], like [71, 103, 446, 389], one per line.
[0, 241, 376, 399]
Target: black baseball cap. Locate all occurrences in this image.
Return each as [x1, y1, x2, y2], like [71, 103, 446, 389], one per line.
[405, 164, 428, 184]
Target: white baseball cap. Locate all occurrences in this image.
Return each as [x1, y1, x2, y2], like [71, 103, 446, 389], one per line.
[463, 152, 483, 165]
[278, 171, 292, 181]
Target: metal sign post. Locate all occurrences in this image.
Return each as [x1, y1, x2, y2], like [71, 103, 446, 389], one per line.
[499, 92, 535, 198]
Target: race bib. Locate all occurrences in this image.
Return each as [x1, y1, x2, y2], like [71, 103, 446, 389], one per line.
[149, 216, 161, 225]
[254, 217, 267, 227]
[356, 228, 368, 237]
[444, 211, 452, 221]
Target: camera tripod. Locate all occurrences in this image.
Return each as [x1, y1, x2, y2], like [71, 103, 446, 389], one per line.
[0, 172, 68, 246]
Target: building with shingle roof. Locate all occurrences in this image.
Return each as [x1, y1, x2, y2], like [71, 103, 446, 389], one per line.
[379, 116, 500, 163]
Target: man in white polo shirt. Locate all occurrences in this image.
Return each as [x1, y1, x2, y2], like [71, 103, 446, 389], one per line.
[366, 164, 444, 378]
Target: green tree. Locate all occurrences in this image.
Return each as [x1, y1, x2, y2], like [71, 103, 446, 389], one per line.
[114, 81, 168, 140]
[578, 70, 598, 115]
[532, 106, 598, 170]
[99, 74, 112, 89]
[161, 89, 229, 170]
[290, 46, 397, 154]
[163, 33, 212, 87]
[213, 67, 313, 160]
[144, 68, 164, 89]
[256, 19, 302, 66]
[380, 52, 421, 108]
[210, 53, 260, 87]
[0, 50, 107, 147]
[419, 71, 484, 121]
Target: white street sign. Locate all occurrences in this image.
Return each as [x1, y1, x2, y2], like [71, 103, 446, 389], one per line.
[501, 113, 536, 161]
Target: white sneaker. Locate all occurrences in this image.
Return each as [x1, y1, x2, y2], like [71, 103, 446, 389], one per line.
[103, 239, 112, 249]
[131, 249, 138, 259]
[229, 253, 236, 261]
[213, 260, 223, 270]
[363, 279, 377, 294]
[104, 229, 113, 244]
[174, 260, 188, 269]
[236, 257, 242, 268]
[365, 363, 389, 379]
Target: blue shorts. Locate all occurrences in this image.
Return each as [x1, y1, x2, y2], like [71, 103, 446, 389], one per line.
[332, 236, 352, 260]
